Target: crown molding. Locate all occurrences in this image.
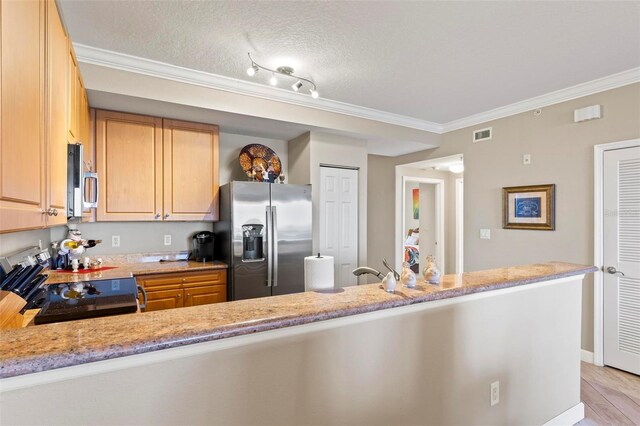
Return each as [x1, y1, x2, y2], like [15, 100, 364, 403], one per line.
[74, 44, 640, 136]
[73, 43, 443, 134]
[441, 67, 640, 132]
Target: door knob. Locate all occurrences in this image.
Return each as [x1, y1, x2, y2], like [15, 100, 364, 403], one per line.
[606, 266, 625, 276]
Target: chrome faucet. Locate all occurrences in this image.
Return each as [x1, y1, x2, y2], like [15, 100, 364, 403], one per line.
[352, 267, 385, 280]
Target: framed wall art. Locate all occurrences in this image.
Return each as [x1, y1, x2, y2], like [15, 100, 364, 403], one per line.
[502, 184, 555, 230]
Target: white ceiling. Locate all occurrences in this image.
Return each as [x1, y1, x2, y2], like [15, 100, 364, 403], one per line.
[59, 1, 640, 125]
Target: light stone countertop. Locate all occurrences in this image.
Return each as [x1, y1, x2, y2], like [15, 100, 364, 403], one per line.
[44, 259, 228, 285]
[0, 261, 596, 379]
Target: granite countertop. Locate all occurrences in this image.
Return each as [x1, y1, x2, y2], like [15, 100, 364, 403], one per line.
[44, 253, 228, 285]
[0, 262, 596, 379]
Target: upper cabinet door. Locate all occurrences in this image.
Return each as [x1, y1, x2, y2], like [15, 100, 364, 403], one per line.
[96, 110, 163, 221]
[162, 119, 219, 221]
[67, 47, 78, 141]
[0, 0, 46, 232]
[46, 0, 68, 226]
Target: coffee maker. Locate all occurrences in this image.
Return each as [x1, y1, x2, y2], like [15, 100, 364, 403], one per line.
[192, 231, 215, 262]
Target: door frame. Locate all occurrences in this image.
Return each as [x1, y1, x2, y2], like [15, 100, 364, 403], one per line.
[397, 176, 445, 273]
[593, 138, 640, 366]
[455, 178, 464, 274]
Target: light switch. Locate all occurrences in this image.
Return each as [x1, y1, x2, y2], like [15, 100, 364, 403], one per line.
[523, 154, 531, 165]
[480, 229, 491, 240]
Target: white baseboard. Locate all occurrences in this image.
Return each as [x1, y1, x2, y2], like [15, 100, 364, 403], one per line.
[543, 403, 585, 426]
[581, 350, 594, 364]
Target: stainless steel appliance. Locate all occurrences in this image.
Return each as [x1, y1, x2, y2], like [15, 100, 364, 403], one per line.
[214, 182, 312, 300]
[0, 246, 51, 274]
[34, 278, 145, 325]
[192, 231, 215, 262]
[67, 143, 98, 218]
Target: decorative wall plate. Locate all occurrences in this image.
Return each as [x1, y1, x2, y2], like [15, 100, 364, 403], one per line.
[239, 144, 281, 181]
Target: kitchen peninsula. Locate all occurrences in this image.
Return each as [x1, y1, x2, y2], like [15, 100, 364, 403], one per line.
[1, 262, 595, 426]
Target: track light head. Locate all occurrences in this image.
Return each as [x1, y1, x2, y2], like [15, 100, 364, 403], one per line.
[269, 74, 278, 86]
[292, 81, 303, 92]
[246, 64, 258, 76]
[310, 89, 319, 99]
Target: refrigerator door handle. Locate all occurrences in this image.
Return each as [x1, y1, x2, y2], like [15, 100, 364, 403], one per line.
[266, 206, 272, 287]
[272, 206, 278, 287]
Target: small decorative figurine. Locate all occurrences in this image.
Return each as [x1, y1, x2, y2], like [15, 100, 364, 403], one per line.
[382, 271, 397, 293]
[400, 262, 417, 289]
[422, 255, 441, 284]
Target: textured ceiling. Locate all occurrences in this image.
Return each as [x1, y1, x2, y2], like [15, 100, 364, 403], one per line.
[59, 0, 640, 124]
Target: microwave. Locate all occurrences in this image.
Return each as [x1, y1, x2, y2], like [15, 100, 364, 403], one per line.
[67, 143, 98, 218]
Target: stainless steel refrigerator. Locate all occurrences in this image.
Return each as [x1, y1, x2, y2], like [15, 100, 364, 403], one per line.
[214, 182, 312, 300]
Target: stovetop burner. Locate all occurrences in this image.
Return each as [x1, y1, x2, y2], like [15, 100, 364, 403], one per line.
[34, 277, 139, 325]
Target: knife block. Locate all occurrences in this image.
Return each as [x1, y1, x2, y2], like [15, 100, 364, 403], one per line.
[0, 290, 27, 330]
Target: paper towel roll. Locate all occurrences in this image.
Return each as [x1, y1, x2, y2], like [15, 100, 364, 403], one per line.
[304, 255, 334, 291]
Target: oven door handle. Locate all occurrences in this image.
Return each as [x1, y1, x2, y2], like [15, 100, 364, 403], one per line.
[137, 285, 147, 311]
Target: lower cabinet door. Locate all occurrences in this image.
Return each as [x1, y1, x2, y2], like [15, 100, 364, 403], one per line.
[143, 288, 184, 312]
[184, 285, 226, 307]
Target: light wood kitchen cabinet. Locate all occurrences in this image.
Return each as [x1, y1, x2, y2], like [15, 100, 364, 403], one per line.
[163, 119, 219, 221]
[96, 110, 163, 221]
[143, 288, 184, 312]
[0, 0, 46, 232]
[45, 0, 69, 226]
[67, 46, 78, 141]
[95, 110, 220, 222]
[0, 0, 88, 233]
[137, 270, 227, 312]
[184, 285, 227, 307]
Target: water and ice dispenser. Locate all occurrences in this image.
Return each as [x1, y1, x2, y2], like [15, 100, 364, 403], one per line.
[242, 224, 263, 260]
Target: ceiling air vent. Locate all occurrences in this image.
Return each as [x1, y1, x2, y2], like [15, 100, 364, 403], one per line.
[472, 127, 492, 143]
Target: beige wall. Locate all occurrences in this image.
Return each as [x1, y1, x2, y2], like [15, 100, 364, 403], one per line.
[368, 83, 640, 351]
[0, 277, 583, 426]
[289, 131, 369, 275]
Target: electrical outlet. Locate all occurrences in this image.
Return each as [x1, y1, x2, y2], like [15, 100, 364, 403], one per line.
[523, 154, 531, 165]
[480, 229, 491, 240]
[164, 235, 172, 246]
[491, 381, 500, 406]
[111, 235, 120, 248]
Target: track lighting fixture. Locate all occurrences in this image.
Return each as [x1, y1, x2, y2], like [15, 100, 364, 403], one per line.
[246, 63, 259, 76]
[246, 52, 319, 98]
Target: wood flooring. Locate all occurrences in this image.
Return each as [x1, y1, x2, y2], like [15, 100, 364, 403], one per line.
[578, 361, 640, 425]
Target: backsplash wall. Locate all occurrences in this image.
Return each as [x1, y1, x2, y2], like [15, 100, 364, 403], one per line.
[0, 229, 52, 256]
[50, 222, 213, 255]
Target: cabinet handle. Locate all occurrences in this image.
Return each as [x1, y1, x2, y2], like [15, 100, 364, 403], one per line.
[53, 209, 59, 216]
[47, 208, 55, 216]
[177, 293, 182, 299]
[186, 293, 190, 298]
[154, 214, 160, 219]
[164, 214, 170, 219]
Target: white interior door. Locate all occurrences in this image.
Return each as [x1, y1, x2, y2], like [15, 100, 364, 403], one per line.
[319, 167, 358, 287]
[603, 146, 640, 375]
